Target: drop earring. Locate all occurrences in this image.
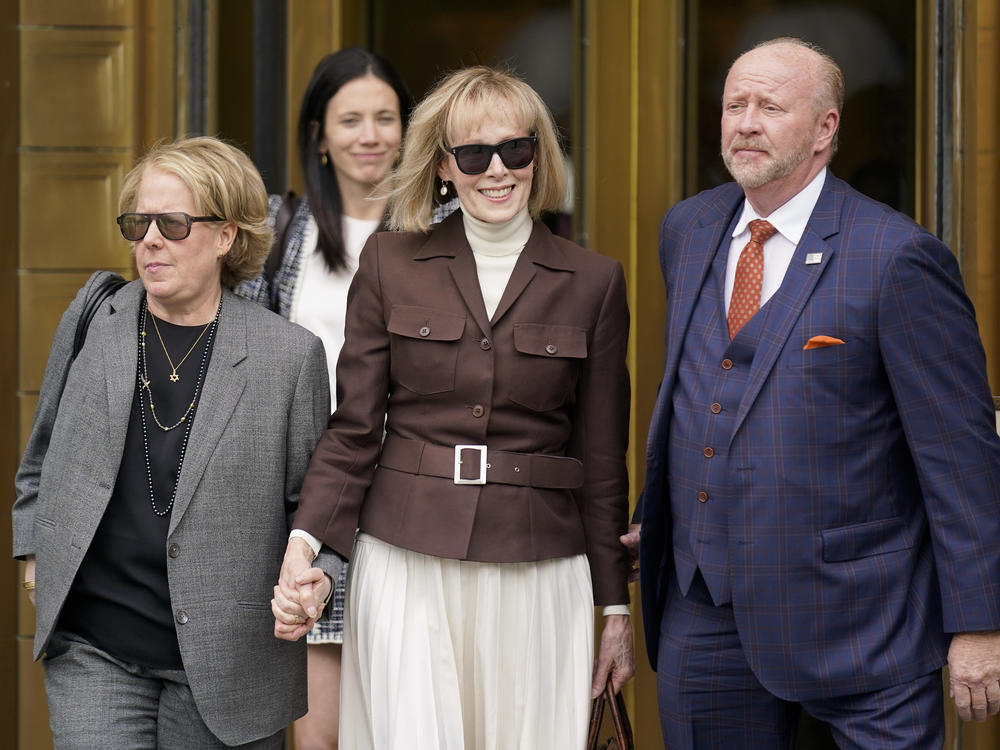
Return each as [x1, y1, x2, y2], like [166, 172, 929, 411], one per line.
[320, 153, 329, 166]
[440, 181, 449, 197]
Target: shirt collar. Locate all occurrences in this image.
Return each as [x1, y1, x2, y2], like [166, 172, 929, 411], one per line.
[731, 167, 827, 245]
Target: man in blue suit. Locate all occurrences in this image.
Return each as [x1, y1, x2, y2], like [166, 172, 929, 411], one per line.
[630, 37, 1000, 747]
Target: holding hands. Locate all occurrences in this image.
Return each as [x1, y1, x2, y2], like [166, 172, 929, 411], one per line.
[272, 536, 333, 642]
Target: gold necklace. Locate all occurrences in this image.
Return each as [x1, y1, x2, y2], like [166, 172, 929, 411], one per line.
[139, 299, 220, 432]
[149, 311, 213, 383]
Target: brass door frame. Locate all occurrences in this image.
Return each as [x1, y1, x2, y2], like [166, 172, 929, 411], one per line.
[578, 2, 684, 745]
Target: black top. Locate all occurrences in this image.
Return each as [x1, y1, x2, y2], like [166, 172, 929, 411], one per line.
[59, 306, 216, 669]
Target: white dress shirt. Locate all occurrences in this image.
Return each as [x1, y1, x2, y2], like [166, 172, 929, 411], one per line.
[724, 167, 827, 313]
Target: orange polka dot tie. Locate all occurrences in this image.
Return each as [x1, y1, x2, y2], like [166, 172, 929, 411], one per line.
[727, 219, 777, 339]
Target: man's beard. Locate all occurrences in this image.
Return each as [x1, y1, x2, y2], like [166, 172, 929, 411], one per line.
[722, 138, 811, 189]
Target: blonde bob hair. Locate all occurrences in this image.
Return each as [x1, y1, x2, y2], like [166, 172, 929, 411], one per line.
[118, 136, 273, 288]
[389, 66, 568, 232]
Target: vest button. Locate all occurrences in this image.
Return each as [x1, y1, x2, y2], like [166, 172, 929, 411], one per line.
[176, 610, 189, 625]
[721, 358, 733, 370]
[480, 338, 491, 350]
[472, 405, 485, 418]
[419, 326, 431, 337]
[703, 446, 714, 458]
[697, 491, 709, 503]
[710, 402, 722, 414]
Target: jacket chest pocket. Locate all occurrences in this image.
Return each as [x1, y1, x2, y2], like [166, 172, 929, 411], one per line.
[388, 305, 466, 395]
[509, 323, 588, 411]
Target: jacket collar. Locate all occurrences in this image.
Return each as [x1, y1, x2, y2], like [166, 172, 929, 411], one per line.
[416, 209, 577, 332]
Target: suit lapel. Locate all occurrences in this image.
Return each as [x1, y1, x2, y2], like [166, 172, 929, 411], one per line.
[420, 212, 575, 331]
[103, 282, 143, 456]
[491, 222, 573, 325]
[168, 290, 248, 532]
[418, 212, 494, 336]
[663, 191, 742, 395]
[730, 175, 843, 441]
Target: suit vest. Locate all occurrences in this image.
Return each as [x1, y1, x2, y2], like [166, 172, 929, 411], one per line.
[668, 238, 767, 605]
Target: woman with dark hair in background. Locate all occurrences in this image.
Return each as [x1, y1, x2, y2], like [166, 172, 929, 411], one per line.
[236, 47, 412, 750]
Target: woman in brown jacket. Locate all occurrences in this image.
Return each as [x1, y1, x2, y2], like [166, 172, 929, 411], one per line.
[274, 66, 634, 749]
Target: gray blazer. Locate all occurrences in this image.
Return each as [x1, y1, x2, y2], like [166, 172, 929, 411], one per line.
[12, 272, 331, 745]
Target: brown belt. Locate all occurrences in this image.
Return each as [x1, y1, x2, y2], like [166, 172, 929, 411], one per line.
[379, 435, 583, 489]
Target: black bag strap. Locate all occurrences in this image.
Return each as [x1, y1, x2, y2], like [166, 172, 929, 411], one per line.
[263, 191, 302, 301]
[72, 272, 127, 360]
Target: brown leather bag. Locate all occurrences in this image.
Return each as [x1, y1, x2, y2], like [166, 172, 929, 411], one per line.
[587, 677, 635, 750]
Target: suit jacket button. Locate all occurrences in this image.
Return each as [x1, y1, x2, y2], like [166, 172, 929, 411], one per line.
[721, 358, 733, 370]
[176, 610, 189, 625]
[168, 543, 180, 558]
[472, 405, 485, 418]
[545, 344, 558, 355]
[703, 446, 714, 458]
[697, 491, 709, 503]
[480, 338, 491, 350]
[710, 403, 722, 414]
[419, 326, 431, 337]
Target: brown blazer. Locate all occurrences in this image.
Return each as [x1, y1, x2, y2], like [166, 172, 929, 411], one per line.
[294, 211, 630, 605]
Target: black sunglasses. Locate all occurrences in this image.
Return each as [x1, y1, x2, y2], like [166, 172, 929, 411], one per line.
[116, 212, 223, 242]
[447, 136, 537, 175]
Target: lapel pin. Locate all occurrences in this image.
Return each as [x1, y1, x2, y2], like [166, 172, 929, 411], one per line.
[805, 252, 823, 265]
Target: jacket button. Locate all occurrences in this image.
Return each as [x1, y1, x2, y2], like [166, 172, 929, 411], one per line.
[472, 405, 485, 418]
[480, 338, 491, 350]
[703, 446, 714, 458]
[545, 344, 558, 355]
[419, 326, 430, 337]
[697, 491, 709, 503]
[168, 543, 180, 558]
[176, 610, 189, 625]
[721, 358, 733, 370]
[710, 403, 722, 414]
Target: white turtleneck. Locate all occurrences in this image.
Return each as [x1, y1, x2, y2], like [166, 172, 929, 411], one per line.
[461, 207, 533, 319]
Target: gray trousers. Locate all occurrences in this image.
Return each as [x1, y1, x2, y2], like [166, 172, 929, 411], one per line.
[43, 631, 284, 750]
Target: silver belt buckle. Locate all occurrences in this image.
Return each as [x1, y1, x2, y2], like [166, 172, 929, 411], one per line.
[454, 445, 487, 485]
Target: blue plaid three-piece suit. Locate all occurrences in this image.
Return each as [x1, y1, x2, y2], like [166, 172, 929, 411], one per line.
[637, 171, 1000, 746]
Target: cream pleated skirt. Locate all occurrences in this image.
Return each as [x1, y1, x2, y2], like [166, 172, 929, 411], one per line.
[340, 533, 595, 750]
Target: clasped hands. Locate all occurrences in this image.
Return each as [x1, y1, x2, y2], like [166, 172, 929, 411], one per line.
[272, 537, 333, 642]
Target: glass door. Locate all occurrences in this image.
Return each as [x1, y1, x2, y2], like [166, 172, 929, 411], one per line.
[685, 0, 917, 217]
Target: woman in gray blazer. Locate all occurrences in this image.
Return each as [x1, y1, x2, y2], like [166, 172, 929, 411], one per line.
[12, 136, 331, 749]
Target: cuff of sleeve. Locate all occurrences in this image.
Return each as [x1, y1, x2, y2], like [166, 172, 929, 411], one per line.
[602, 605, 630, 616]
[289, 529, 322, 560]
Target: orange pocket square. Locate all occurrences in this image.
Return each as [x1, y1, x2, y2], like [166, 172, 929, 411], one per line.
[803, 335, 846, 350]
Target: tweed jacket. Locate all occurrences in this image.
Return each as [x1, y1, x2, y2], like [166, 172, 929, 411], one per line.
[293, 210, 631, 606]
[235, 194, 314, 316]
[637, 172, 1000, 700]
[12, 273, 330, 745]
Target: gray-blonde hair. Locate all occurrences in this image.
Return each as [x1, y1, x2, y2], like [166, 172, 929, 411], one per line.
[389, 66, 567, 232]
[118, 136, 273, 287]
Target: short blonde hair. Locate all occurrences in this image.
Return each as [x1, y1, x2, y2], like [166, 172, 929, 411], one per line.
[118, 136, 272, 287]
[389, 66, 567, 232]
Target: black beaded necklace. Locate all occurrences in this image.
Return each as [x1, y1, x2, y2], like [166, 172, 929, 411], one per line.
[137, 296, 222, 517]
